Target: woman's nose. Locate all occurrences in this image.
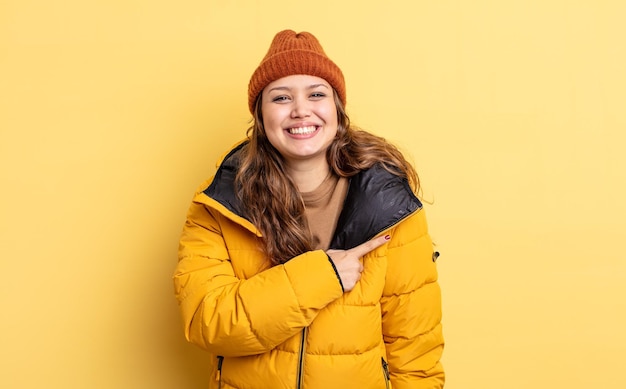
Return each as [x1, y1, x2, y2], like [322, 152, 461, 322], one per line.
[290, 98, 311, 118]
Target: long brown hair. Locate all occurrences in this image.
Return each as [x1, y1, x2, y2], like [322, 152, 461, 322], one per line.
[235, 91, 420, 265]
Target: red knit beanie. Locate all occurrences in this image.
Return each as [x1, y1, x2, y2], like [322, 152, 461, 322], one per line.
[248, 30, 346, 113]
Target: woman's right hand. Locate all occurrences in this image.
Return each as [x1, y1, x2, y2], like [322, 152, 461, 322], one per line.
[326, 235, 390, 292]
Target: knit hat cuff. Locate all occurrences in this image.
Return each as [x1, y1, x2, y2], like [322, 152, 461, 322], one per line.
[248, 49, 346, 113]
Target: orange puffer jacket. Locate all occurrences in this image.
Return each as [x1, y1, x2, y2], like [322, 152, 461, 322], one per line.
[174, 142, 445, 389]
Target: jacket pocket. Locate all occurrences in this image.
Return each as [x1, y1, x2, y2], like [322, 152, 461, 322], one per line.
[216, 356, 224, 389]
[381, 357, 390, 389]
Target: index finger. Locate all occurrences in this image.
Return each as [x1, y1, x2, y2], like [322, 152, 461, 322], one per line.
[349, 234, 390, 258]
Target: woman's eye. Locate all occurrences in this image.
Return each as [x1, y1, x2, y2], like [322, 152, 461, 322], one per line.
[310, 92, 326, 98]
[272, 95, 289, 102]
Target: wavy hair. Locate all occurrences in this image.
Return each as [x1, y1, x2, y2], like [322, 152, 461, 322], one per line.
[235, 91, 420, 265]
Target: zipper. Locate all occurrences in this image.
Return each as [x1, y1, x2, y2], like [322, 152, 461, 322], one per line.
[370, 207, 420, 242]
[296, 327, 308, 389]
[381, 357, 390, 389]
[216, 356, 224, 388]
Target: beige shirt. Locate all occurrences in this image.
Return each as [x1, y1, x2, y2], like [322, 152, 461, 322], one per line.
[301, 172, 349, 250]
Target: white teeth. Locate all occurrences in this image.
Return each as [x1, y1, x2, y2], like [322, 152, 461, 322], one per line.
[289, 126, 317, 134]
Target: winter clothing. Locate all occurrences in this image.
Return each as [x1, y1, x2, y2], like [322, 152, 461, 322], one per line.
[247, 29, 346, 113]
[174, 141, 445, 388]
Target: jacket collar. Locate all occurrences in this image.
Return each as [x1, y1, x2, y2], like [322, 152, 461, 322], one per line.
[203, 141, 422, 250]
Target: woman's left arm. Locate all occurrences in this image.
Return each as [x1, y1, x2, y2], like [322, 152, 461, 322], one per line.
[381, 209, 445, 389]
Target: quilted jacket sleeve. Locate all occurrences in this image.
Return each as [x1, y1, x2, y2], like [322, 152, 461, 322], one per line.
[381, 209, 445, 389]
[173, 189, 344, 357]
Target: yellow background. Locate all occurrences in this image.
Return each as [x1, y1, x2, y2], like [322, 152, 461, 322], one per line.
[1, 1, 624, 388]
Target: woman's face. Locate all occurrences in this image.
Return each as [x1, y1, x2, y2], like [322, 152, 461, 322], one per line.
[261, 74, 338, 168]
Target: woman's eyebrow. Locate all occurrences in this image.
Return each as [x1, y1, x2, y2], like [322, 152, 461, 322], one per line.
[267, 86, 291, 93]
[307, 84, 329, 89]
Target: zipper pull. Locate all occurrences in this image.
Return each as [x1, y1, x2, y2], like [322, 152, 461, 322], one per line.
[215, 356, 224, 381]
[381, 358, 391, 380]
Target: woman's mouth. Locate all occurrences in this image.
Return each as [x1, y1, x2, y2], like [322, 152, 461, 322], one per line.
[288, 126, 318, 135]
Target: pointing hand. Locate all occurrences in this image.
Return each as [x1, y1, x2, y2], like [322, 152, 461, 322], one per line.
[326, 235, 390, 292]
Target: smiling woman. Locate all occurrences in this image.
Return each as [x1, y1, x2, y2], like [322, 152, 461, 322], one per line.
[173, 29, 445, 389]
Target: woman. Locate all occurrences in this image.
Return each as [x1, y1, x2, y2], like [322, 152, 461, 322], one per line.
[174, 30, 445, 388]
